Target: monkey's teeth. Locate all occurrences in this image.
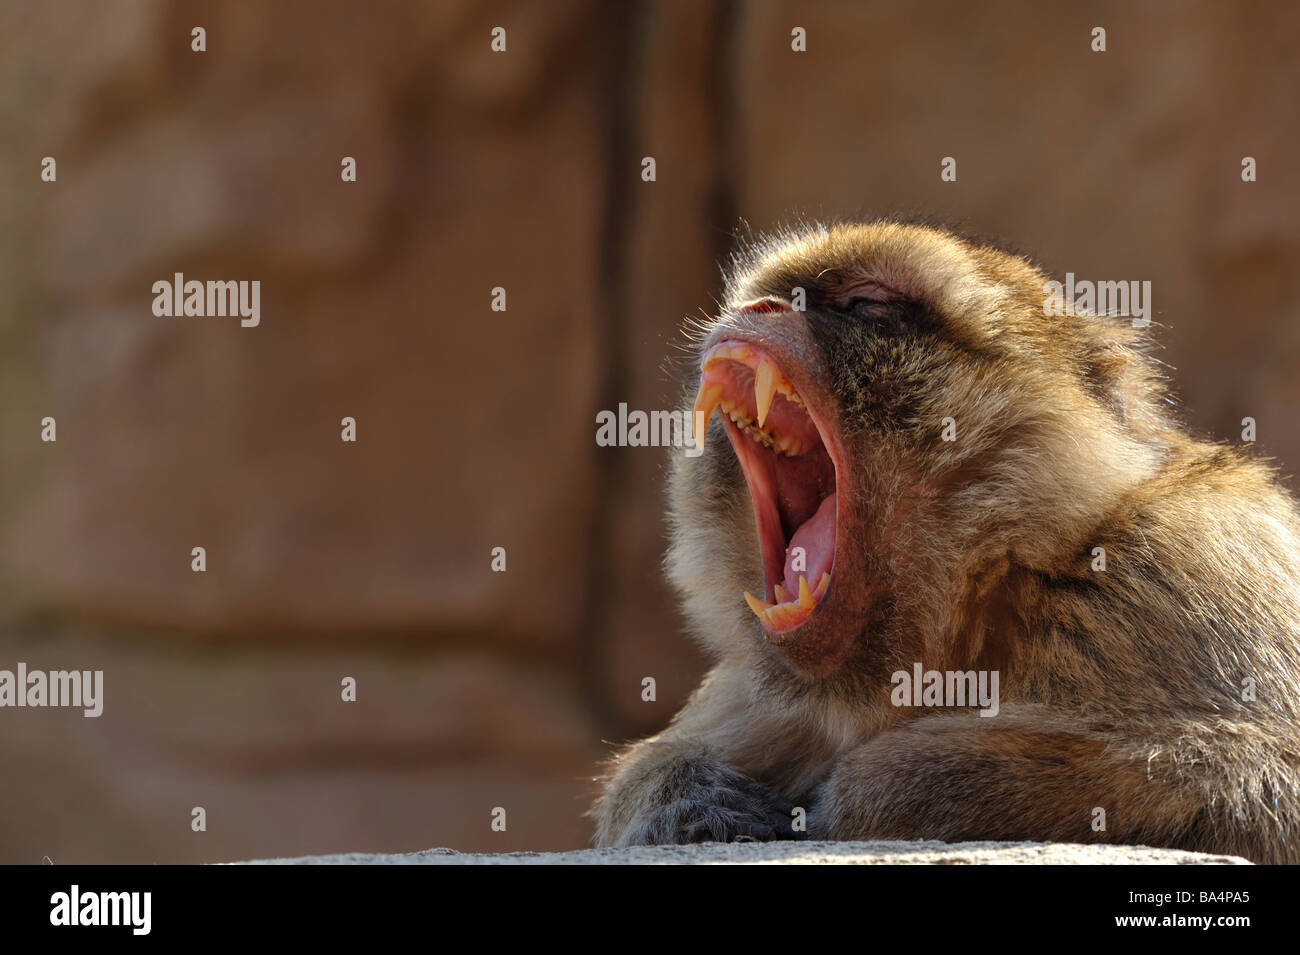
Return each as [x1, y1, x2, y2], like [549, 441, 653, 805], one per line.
[745, 570, 832, 630]
[698, 342, 810, 457]
[716, 402, 805, 457]
[764, 602, 804, 629]
[702, 342, 754, 368]
[754, 359, 778, 428]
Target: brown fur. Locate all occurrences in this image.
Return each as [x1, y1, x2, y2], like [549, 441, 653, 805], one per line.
[591, 219, 1300, 861]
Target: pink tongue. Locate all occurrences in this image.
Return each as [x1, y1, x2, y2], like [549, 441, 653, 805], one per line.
[782, 493, 836, 595]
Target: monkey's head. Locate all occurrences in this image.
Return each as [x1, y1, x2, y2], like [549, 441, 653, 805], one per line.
[668, 219, 1170, 679]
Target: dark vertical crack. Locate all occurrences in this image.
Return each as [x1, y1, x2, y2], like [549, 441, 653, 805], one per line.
[579, 0, 742, 739]
[578, 0, 647, 736]
[705, 0, 741, 269]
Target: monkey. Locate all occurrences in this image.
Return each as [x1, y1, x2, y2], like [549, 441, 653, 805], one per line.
[590, 218, 1300, 862]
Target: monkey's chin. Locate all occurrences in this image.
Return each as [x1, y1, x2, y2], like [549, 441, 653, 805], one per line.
[694, 339, 841, 641]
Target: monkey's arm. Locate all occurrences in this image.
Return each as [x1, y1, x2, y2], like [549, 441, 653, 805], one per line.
[592, 662, 814, 847]
[811, 707, 1294, 861]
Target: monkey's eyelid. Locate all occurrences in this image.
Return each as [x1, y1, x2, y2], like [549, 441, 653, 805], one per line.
[843, 296, 907, 318]
[838, 296, 906, 318]
[836, 281, 898, 308]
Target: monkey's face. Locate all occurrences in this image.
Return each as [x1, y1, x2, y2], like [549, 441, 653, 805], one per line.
[671, 221, 1156, 679]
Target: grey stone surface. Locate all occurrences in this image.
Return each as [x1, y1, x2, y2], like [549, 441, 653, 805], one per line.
[242, 840, 1252, 865]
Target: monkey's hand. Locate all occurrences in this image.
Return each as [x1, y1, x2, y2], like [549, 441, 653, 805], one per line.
[593, 747, 802, 847]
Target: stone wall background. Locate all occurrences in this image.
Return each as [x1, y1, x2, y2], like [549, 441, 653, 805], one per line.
[0, 0, 1296, 862]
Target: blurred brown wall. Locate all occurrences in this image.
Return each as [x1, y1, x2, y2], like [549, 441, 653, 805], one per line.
[0, 0, 1296, 862]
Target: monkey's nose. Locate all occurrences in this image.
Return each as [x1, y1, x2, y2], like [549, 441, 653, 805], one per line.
[737, 297, 790, 315]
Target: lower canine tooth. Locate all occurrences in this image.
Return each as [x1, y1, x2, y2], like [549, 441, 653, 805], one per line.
[744, 591, 773, 619]
[815, 572, 830, 600]
[797, 575, 815, 611]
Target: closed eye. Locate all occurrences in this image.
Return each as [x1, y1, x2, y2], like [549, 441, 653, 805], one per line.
[837, 280, 896, 312]
[847, 297, 887, 316]
[840, 295, 936, 337]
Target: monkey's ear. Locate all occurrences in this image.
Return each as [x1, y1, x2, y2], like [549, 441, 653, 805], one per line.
[1081, 339, 1134, 424]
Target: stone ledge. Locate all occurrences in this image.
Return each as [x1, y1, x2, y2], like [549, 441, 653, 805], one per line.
[240, 840, 1252, 865]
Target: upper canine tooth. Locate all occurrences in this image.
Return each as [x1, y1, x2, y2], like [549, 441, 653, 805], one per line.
[691, 382, 724, 449]
[754, 359, 779, 428]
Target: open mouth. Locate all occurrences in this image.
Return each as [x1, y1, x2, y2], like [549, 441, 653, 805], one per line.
[693, 340, 838, 632]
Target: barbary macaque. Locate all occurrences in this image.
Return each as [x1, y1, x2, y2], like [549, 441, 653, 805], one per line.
[591, 219, 1300, 862]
